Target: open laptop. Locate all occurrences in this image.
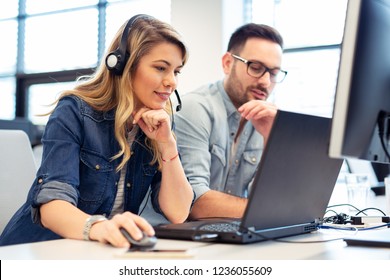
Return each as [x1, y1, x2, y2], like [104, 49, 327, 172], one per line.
[154, 110, 344, 244]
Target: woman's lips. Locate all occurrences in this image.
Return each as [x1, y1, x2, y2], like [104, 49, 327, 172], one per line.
[155, 92, 170, 101]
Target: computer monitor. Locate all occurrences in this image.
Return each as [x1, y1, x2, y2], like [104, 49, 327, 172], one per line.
[329, 0, 390, 164]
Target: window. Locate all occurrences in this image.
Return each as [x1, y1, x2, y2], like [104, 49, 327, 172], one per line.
[0, 20, 18, 74]
[0, 78, 16, 120]
[24, 9, 99, 73]
[249, 0, 348, 117]
[0, 0, 171, 126]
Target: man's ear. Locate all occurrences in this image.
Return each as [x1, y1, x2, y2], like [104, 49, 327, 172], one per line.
[221, 52, 233, 75]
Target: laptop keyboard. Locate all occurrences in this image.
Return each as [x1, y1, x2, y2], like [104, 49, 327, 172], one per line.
[198, 221, 241, 232]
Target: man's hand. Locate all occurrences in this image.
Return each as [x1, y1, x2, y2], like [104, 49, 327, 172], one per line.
[238, 100, 277, 143]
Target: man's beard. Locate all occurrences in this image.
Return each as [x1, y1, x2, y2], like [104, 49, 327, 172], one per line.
[225, 66, 268, 108]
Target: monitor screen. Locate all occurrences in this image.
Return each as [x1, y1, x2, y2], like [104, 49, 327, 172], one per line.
[329, 0, 390, 164]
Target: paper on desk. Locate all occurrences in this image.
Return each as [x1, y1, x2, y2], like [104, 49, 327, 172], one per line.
[116, 249, 194, 259]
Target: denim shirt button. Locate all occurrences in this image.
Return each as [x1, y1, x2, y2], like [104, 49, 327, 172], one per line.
[95, 164, 100, 170]
[38, 178, 43, 184]
[251, 157, 256, 162]
[235, 159, 239, 164]
[126, 183, 131, 188]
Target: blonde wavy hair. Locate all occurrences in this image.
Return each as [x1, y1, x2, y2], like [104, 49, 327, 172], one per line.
[53, 15, 188, 171]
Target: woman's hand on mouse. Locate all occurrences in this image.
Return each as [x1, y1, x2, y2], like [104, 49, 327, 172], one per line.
[88, 211, 155, 248]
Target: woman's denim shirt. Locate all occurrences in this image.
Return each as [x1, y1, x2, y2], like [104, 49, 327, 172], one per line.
[0, 95, 163, 246]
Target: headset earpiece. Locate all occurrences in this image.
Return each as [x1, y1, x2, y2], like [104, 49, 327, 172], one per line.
[105, 50, 129, 76]
[105, 14, 149, 76]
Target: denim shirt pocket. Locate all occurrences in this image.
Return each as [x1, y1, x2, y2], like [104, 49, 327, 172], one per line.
[242, 151, 260, 167]
[143, 163, 156, 176]
[79, 149, 114, 203]
[140, 162, 157, 189]
[211, 144, 226, 167]
[241, 151, 261, 194]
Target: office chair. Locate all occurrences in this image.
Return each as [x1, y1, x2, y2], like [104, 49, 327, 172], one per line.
[0, 130, 37, 234]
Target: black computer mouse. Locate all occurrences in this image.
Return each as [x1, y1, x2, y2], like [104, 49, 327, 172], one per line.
[120, 228, 157, 249]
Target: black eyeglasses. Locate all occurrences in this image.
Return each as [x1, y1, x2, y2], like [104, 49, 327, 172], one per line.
[231, 54, 287, 83]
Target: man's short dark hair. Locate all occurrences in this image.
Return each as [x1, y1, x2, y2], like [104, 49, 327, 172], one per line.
[227, 23, 284, 53]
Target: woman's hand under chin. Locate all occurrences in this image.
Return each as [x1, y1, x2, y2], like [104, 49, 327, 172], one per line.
[132, 107, 173, 144]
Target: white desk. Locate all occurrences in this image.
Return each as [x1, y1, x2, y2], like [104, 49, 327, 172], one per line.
[203, 229, 390, 260]
[1, 185, 389, 260]
[1, 228, 390, 260]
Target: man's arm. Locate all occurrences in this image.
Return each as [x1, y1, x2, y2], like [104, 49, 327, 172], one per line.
[189, 190, 247, 219]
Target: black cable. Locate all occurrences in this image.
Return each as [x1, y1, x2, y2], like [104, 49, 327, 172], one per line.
[324, 206, 387, 226]
[323, 213, 351, 224]
[327, 203, 369, 215]
[324, 209, 338, 216]
[354, 207, 387, 216]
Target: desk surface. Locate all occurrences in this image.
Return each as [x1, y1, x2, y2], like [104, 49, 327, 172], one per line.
[1, 186, 389, 260]
[1, 228, 390, 260]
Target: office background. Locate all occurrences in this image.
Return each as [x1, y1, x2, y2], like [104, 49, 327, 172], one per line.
[0, 0, 348, 130]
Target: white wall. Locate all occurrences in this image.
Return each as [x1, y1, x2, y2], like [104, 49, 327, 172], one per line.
[171, 0, 244, 94]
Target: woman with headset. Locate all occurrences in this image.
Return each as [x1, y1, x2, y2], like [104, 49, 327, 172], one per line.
[0, 15, 194, 248]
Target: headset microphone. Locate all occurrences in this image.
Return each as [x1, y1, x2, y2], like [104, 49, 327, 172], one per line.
[170, 90, 182, 130]
[174, 90, 182, 112]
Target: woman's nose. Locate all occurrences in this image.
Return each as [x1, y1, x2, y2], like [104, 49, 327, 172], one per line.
[163, 72, 177, 88]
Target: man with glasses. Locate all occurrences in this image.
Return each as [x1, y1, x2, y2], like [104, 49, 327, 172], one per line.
[172, 23, 287, 220]
[142, 23, 286, 222]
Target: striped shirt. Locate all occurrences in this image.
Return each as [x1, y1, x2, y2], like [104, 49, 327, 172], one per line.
[109, 126, 138, 218]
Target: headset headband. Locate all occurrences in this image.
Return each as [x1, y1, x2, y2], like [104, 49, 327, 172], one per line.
[105, 14, 150, 75]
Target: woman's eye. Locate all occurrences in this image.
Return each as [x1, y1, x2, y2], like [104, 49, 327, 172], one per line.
[155, 66, 166, 72]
